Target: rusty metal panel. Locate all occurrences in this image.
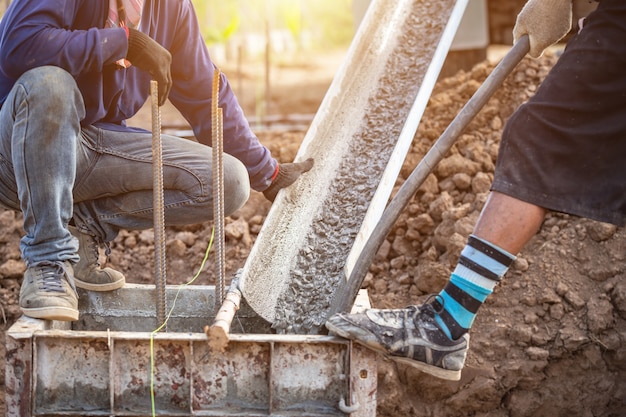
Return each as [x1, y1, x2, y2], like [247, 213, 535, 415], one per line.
[7, 317, 377, 416]
[192, 340, 271, 414]
[5, 317, 71, 417]
[112, 338, 192, 414]
[270, 342, 346, 414]
[348, 344, 378, 416]
[33, 336, 111, 414]
[5, 324, 34, 417]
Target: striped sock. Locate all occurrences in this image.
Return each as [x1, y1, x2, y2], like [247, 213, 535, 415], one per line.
[432, 235, 515, 340]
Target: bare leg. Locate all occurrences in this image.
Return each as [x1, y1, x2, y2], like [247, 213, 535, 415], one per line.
[473, 191, 547, 255]
[423, 191, 547, 340]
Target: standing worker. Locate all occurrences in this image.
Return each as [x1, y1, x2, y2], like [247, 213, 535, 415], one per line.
[326, 0, 623, 381]
[0, 0, 313, 322]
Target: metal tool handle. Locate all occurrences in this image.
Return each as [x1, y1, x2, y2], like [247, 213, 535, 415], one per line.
[328, 35, 530, 316]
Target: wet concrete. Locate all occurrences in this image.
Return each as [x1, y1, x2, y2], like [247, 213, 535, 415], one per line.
[240, 0, 461, 334]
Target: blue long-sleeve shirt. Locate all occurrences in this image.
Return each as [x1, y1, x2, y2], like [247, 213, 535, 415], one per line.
[0, 0, 277, 191]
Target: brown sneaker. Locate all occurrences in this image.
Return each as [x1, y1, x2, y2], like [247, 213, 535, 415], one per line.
[69, 226, 125, 291]
[19, 260, 79, 321]
[325, 303, 469, 381]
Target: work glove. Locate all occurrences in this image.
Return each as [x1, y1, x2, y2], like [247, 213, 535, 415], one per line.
[263, 158, 314, 202]
[126, 28, 172, 106]
[513, 0, 572, 58]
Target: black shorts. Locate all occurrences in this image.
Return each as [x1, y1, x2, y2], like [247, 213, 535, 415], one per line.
[492, 0, 626, 226]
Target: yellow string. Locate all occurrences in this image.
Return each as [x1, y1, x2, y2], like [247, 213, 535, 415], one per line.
[150, 226, 215, 416]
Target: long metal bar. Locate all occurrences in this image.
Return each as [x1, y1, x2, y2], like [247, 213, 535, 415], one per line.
[206, 85, 237, 348]
[329, 35, 531, 315]
[212, 69, 226, 308]
[151, 80, 167, 329]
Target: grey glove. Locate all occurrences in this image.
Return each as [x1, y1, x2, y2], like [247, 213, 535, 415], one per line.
[513, 0, 573, 58]
[263, 158, 314, 202]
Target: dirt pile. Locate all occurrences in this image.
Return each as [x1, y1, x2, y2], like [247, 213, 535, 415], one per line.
[368, 53, 626, 417]
[0, 51, 624, 416]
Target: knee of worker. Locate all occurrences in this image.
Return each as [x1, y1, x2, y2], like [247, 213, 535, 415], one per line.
[18, 66, 84, 118]
[222, 154, 250, 216]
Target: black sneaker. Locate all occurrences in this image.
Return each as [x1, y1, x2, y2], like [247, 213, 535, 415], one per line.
[325, 304, 469, 381]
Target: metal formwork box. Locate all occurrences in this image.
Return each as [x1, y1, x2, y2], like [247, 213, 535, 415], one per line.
[6, 285, 377, 416]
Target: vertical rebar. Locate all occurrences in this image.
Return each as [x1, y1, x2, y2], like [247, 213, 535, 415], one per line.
[212, 69, 226, 309]
[151, 80, 167, 330]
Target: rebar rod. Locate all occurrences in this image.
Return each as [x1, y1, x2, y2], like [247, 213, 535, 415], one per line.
[151, 80, 167, 329]
[212, 69, 226, 309]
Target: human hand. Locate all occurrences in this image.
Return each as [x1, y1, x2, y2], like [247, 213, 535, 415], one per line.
[513, 0, 572, 58]
[126, 28, 172, 105]
[263, 158, 314, 202]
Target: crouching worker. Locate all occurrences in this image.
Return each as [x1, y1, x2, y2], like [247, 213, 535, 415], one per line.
[0, 0, 313, 321]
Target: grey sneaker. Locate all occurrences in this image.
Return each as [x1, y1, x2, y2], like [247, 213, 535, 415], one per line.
[70, 226, 125, 291]
[19, 261, 79, 321]
[325, 304, 469, 381]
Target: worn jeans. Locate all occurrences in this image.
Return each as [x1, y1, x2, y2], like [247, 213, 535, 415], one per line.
[0, 66, 249, 265]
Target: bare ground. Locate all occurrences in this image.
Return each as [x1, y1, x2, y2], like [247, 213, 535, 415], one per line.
[0, 50, 625, 416]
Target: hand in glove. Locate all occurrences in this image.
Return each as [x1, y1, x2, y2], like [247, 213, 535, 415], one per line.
[263, 158, 314, 202]
[126, 28, 172, 105]
[513, 0, 572, 58]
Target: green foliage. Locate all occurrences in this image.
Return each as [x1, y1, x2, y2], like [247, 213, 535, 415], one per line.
[278, 2, 303, 43]
[204, 14, 240, 44]
[191, 0, 241, 45]
[191, 0, 354, 50]
[303, 0, 354, 49]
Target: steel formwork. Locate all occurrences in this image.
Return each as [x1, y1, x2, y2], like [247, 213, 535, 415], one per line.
[6, 285, 377, 416]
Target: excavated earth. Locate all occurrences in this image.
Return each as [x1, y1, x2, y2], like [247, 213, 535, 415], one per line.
[0, 51, 625, 416]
